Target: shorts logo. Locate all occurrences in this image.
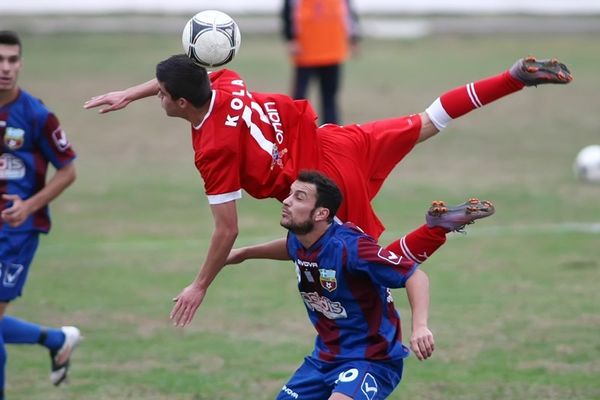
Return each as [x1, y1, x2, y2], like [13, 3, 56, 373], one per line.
[0, 262, 24, 288]
[4, 127, 25, 150]
[361, 373, 378, 400]
[319, 268, 337, 292]
[337, 368, 359, 383]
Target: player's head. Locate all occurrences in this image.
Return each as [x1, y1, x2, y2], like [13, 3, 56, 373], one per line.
[0, 30, 23, 93]
[155, 54, 211, 115]
[281, 170, 343, 235]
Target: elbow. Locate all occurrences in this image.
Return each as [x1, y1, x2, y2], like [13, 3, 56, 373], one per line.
[63, 162, 77, 185]
[407, 269, 428, 287]
[69, 167, 77, 185]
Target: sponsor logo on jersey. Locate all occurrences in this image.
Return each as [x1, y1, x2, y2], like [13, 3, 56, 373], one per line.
[319, 268, 337, 292]
[361, 373, 378, 400]
[296, 259, 319, 269]
[4, 127, 25, 150]
[377, 248, 402, 265]
[0, 153, 25, 180]
[300, 291, 347, 319]
[281, 385, 299, 399]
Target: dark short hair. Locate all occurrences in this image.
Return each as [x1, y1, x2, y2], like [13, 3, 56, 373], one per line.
[155, 54, 211, 107]
[297, 170, 343, 222]
[0, 30, 22, 54]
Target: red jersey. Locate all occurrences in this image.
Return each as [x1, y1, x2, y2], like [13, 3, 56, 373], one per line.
[192, 69, 421, 240]
[192, 69, 319, 204]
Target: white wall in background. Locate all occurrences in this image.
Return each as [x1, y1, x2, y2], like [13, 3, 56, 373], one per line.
[1, 0, 600, 15]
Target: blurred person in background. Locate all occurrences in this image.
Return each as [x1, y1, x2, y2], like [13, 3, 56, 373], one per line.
[0, 30, 81, 398]
[282, 0, 360, 124]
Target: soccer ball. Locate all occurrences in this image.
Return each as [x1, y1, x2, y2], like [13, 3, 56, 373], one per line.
[573, 144, 600, 183]
[182, 10, 241, 68]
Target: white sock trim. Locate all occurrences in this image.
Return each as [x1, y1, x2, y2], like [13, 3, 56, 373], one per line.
[466, 82, 483, 108]
[425, 97, 451, 131]
[400, 236, 421, 264]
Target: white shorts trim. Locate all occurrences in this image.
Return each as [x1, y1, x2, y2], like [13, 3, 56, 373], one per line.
[207, 190, 242, 205]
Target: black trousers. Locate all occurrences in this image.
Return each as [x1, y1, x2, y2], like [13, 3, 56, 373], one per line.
[292, 64, 341, 125]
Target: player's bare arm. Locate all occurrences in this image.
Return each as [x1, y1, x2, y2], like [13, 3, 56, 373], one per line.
[226, 238, 290, 265]
[170, 200, 238, 327]
[416, 111, 440, 143]
[405, 269, 435, 361]
[83, 78, 159, 113]
[1, 162, 76, 228]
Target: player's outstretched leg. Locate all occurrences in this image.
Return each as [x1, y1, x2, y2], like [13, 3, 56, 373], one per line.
[424, 56, 572, 132]
[426, 198, 495, 233]
[50, 326, 82, 386]
[385, 199, 495, 265]
[509, 56, 572, 86]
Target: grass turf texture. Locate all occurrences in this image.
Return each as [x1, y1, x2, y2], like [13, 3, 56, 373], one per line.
[6, 32, 600, 399]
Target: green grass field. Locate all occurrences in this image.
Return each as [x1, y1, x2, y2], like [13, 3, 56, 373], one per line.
[6, 31, 600, 399]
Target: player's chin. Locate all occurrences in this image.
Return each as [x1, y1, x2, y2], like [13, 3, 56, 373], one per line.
[280, 217, 291, 229]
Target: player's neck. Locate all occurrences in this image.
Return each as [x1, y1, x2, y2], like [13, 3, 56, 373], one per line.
[0, 87, 19, 107]
[188, 102, 210, 128]
[296, 222, 331, 249]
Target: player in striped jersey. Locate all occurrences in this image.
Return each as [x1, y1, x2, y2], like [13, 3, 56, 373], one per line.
[84, 54, 571, 327]
[0, 31, 82, 396]
[224, 170, 494, 400]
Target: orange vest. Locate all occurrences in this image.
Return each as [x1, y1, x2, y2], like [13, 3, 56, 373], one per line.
[291, 0, 353, 66]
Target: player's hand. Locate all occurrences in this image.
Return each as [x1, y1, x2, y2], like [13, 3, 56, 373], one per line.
[83, 91, 131, 114]
[225, 248, 245, 265]
[410, 325, 434, 361]
[1, 194, 31, 228]
[170, 283, 207, 327]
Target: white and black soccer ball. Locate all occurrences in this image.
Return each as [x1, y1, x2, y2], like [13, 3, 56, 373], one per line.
[573, 144, 600, 183]
[182, 10, 241, 68]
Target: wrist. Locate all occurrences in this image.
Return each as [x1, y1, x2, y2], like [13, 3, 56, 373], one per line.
[412, 321, 428, 330]
[22, 197, 38, 215]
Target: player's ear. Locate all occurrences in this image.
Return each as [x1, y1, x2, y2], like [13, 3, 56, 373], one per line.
[177, 97, 189, 109]
[314, 207, 330, 222]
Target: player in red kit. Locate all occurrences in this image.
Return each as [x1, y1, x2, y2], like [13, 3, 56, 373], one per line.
[84, 54, 571, 327]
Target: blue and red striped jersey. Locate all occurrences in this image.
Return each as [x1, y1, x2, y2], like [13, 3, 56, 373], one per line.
[0, 89, 76, 233]
[286, 222, 418, 362]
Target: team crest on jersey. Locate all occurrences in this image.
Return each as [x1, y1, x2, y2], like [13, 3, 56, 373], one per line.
[4, 127, 25, 150]
[319, 269, 337, 292]
[270, 144, 288, 170]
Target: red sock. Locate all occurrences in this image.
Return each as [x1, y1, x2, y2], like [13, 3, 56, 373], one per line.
[385, 225, 447, 264]
[440, 70, 524, 119]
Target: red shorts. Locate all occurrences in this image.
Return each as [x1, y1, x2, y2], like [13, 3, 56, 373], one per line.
[316, 114, 422, 239]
